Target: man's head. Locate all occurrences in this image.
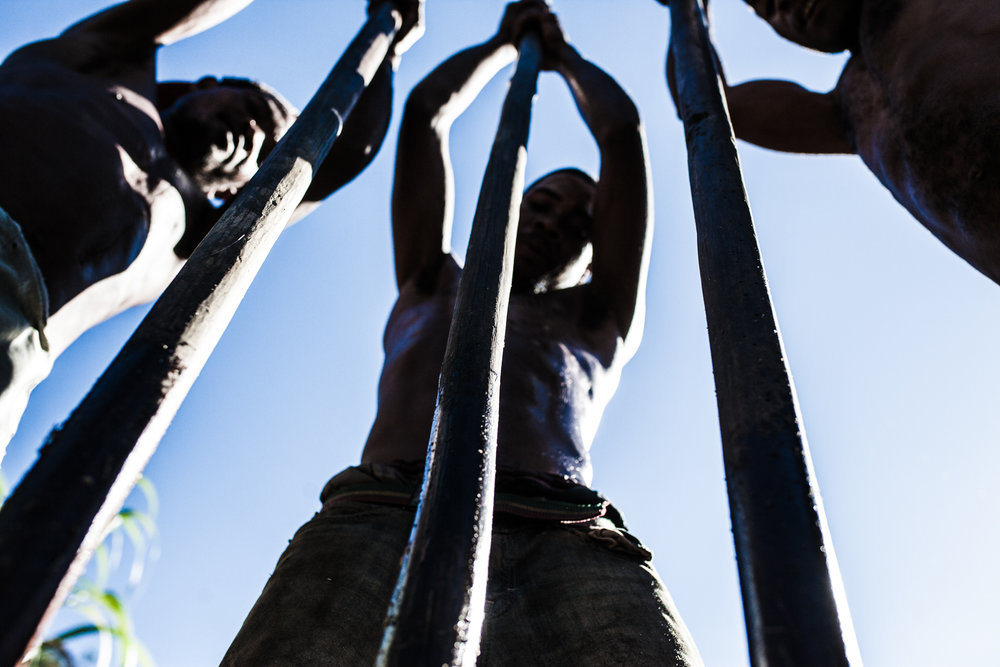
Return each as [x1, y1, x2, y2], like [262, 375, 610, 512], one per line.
[513, 168, 597, 294]
[160, 77, 297, 199]
[745, 0, 862, 53]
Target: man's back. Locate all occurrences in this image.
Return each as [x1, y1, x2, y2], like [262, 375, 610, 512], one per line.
[0, 16, 206, 449]
[724, 0, 1000, 284]
[837, 0, 1000, 282]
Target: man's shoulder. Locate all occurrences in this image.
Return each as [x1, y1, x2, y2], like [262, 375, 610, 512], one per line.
[1, 30, 155, 84]
[398, 252, 461, 299]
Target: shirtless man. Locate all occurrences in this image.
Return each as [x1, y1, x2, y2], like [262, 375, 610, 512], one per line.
[0, 0, 421, 454]
[678, 0, 1000, 285]
[224, 2, 703, 664]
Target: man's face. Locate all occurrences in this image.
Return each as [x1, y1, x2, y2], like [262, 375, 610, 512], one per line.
[162, 78, 295, 199]
[747, 0, 862, 53]
[513, 172, 596, 294]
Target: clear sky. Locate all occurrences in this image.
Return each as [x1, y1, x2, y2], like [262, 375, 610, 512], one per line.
[3, 1, 1000, 666]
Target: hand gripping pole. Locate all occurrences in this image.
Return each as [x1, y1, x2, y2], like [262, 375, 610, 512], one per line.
[377, 34, 542, 667]
[667, 1, 861, 665]
[0, 6, 403, 664]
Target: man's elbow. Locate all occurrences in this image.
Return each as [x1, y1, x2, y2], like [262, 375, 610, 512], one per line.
[403, 79, 454, 126]
[594, 98, 643, 146]
[597, 113, 644, 151]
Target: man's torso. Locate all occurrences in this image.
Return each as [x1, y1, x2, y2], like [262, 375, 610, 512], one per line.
[361, 255, 625, 486]
[836, 0, 1000, 281]
[0, 35, 201, 344]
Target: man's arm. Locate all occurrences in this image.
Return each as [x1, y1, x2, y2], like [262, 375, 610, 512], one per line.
[527, 5, 652, 350]
[725, 80, 854, 154]
[297, 60, 394, 212]
[391, 7, 521, 290]
[298, 0, 425, 212]
[562, 48, 652, 351]
[662, 1, 853, 156]
[61, 0, 253, 47]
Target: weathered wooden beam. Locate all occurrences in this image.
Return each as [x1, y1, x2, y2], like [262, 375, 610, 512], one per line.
[0, 6, 402, 665]
[377, 34, 542, 667]
[667, 1, 861, 665]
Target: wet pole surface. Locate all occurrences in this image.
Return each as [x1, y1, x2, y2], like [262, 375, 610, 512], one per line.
[0, 6, 402, 665]
[377, 34, 542, 667]
[666, 1, 861, 665]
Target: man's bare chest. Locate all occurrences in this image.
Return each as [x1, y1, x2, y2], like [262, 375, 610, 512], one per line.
[385, 285, 616, 387]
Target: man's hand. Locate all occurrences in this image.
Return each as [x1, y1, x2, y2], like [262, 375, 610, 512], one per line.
[498, 0, 569, 70]
[368, 0, 424, 58]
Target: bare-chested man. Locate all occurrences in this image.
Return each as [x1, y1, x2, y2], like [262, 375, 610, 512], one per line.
[0, 0, 421, 455]
[224, 2, 703, 665]
[674, 0, 1000, 285]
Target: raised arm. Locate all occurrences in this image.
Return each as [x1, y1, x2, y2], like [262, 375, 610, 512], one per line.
[299, 0, 425, 212]
[61, 0, 253, 47]
[525, 4, 652, 351]
[297, 59, 395, 212]
[391, 7, 522, 290]
[724, 80, 853, 154]
[663, 1, 853, 156]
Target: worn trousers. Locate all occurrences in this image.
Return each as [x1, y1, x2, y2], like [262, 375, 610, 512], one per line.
[223, 464, 703, 666]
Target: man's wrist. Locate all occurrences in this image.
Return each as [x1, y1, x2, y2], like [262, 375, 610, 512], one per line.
[552, 42, 580, 74]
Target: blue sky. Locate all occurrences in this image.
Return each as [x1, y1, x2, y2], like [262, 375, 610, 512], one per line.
[3, 1, 1000, 665]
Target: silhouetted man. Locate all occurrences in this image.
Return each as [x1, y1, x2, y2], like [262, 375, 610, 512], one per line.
[224, 2, 703, 665]
[0, 0, 421, 454]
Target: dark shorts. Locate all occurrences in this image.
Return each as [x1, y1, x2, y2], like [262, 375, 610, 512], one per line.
[223, 464, 703, 666]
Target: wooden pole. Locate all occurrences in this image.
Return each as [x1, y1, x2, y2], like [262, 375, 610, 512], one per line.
[377, 34, 542, 667]
[667, 1, 862, 665]
[0, 6, 402, 665]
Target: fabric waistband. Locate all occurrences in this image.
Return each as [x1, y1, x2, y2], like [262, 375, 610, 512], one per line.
[320, 462, 615, 525]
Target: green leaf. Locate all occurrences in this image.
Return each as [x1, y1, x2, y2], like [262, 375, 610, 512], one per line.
[134, 477, 160, 518]
[93, 541, 112, 591]
[35, 476, 162, 666]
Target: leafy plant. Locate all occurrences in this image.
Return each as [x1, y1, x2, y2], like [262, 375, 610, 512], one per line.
[1, 471, 159, 667]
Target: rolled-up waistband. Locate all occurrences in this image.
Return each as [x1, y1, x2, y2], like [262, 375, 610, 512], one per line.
[320, 462, 615, 525]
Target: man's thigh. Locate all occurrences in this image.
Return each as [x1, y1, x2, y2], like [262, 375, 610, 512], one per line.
[224, 501, 703, 666]
[222, 501, 412, 666]
[481, 517, 703, 667]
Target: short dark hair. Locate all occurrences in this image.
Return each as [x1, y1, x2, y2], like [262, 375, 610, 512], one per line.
[528, 167, 597, 191]
[160, 76, 296, 176]
[527, 168, 598, 228]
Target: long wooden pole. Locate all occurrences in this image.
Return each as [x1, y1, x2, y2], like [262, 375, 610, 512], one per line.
[377, 34, 542, 667]
[0, 6, 402, 665]
[667, 1, 861, 665]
